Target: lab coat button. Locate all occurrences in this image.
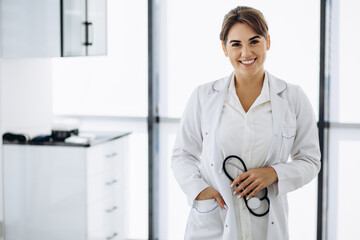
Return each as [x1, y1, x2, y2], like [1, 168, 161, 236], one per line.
[271, 221, 274, 224]
[225, 224, 228, 228]
[211, 163, 214, 167]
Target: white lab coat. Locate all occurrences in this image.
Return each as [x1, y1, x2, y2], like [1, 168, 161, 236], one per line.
[171, 72, 321, 240]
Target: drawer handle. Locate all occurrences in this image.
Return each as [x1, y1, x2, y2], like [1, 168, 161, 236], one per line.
[106, 232, 118, 240]
[105, 179, 118, 186]
[105, 152, 118, 158]
[106, 206, 118, 213]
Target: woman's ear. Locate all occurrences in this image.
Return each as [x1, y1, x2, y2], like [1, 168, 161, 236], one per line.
[222, 41, 228, 57]
[266, 34, 271, 50]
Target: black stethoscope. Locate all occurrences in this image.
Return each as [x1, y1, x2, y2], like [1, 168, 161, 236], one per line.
[223, 155, 270, 217]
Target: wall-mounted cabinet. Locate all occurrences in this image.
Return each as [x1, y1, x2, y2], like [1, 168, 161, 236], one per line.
[0, 0, 107, 58]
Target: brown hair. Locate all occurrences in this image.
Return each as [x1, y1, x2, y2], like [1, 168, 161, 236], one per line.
[220, 6, 268, 45]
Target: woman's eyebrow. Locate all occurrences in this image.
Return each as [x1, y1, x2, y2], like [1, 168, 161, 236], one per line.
[229, 36, 261, 44]
[249, 36, 261, 41]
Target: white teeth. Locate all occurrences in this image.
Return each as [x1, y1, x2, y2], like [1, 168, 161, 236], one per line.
[241, 59, 255, 65]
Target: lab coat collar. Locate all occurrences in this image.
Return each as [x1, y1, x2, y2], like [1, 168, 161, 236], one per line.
[267, 72, 287, 96]
[211, 73, 233, 93]
[211, 71, 287, 96]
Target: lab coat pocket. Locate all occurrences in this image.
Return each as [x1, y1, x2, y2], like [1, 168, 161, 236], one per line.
[185, 199, 223, 240]
[194, 199, 219, 213]
[279, 127, 296, 162]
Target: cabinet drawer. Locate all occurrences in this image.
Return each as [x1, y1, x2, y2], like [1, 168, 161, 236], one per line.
[87, 140, 123, 177]
[88, 223, 120, 240]
[88, 196, 121, 233]
[87, 171, 120, 204]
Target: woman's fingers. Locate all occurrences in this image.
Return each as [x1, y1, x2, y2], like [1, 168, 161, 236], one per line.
[231, 167, 278, 199]
[233, 177, 258, 198]
[195, 187, 228, 210]
[245, 185, 263, 200]
[240, 181, 260, 199]
[214, 192, 228, 210]
[234, 176, 253, 195]
[232, 171, 249, 187]
[195, 187, 213, 200]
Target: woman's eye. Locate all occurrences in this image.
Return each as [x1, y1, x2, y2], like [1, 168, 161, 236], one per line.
[232, 43, 240, 47]
[250, 40, 259, 44]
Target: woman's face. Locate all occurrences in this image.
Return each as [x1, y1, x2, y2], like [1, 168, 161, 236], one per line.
[222, 23, 270, 79]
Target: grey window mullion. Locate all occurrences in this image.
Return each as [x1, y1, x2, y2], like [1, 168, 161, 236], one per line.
[148, 0, 160, 239]
[318, 0, 332, 239]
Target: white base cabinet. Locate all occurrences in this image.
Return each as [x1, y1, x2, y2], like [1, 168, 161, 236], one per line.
[2, 136, 129, 240]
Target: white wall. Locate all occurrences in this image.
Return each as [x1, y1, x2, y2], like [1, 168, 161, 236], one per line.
[0, 58, 53, 132]
[0, 58, 53, 237]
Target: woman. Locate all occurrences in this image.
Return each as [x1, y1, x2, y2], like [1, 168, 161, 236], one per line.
[171, 6, 321, 240]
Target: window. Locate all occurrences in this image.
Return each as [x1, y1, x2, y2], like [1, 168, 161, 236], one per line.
[327, 0, 360, 239]
[331, 0, 360, 123]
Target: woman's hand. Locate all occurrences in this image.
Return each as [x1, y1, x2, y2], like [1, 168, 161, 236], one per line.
[231, 167, 278, 200]
[195, 187, 228, 210]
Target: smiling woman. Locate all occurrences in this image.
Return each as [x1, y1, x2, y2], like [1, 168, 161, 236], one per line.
[171, 6, 321, 240]
[221, 22, 270, 112]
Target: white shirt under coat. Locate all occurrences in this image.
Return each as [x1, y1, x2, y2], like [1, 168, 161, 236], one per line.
[219, 73, 272, 240]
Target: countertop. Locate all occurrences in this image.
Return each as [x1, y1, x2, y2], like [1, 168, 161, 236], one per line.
[3, 132, 131, 147]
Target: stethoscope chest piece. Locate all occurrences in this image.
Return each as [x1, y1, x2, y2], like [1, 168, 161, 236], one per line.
[247, 197, 261, 210]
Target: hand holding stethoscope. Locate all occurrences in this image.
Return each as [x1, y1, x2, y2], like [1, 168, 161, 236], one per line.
[223, 155, 278, 217]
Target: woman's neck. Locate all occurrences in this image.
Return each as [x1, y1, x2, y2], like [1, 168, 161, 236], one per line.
[234, 70, 265, 89]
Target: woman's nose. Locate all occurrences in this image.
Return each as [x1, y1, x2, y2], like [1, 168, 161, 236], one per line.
[241, 45, 251, 57]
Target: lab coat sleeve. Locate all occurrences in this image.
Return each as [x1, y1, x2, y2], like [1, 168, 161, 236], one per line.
[171, 87, 209, 206]
[271, 86, 321, 196]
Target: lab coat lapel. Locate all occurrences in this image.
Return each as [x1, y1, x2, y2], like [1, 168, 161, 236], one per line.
[264, 73, 288, 165]
[203, 74, 232, 172]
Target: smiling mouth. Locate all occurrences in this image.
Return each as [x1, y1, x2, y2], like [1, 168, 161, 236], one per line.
[239, 58, 256, 65]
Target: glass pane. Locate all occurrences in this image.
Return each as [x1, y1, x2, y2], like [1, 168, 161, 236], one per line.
[164, 0, 319, 118]
[53, 0, 148, 117]
[62, 0, 86, 56]
[328, 128, 360, 240]
[331, 0, 360, 123]
[159, 122, 189, 239]
[87, 0, 107, 55]
[288, 178, 318, 240]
